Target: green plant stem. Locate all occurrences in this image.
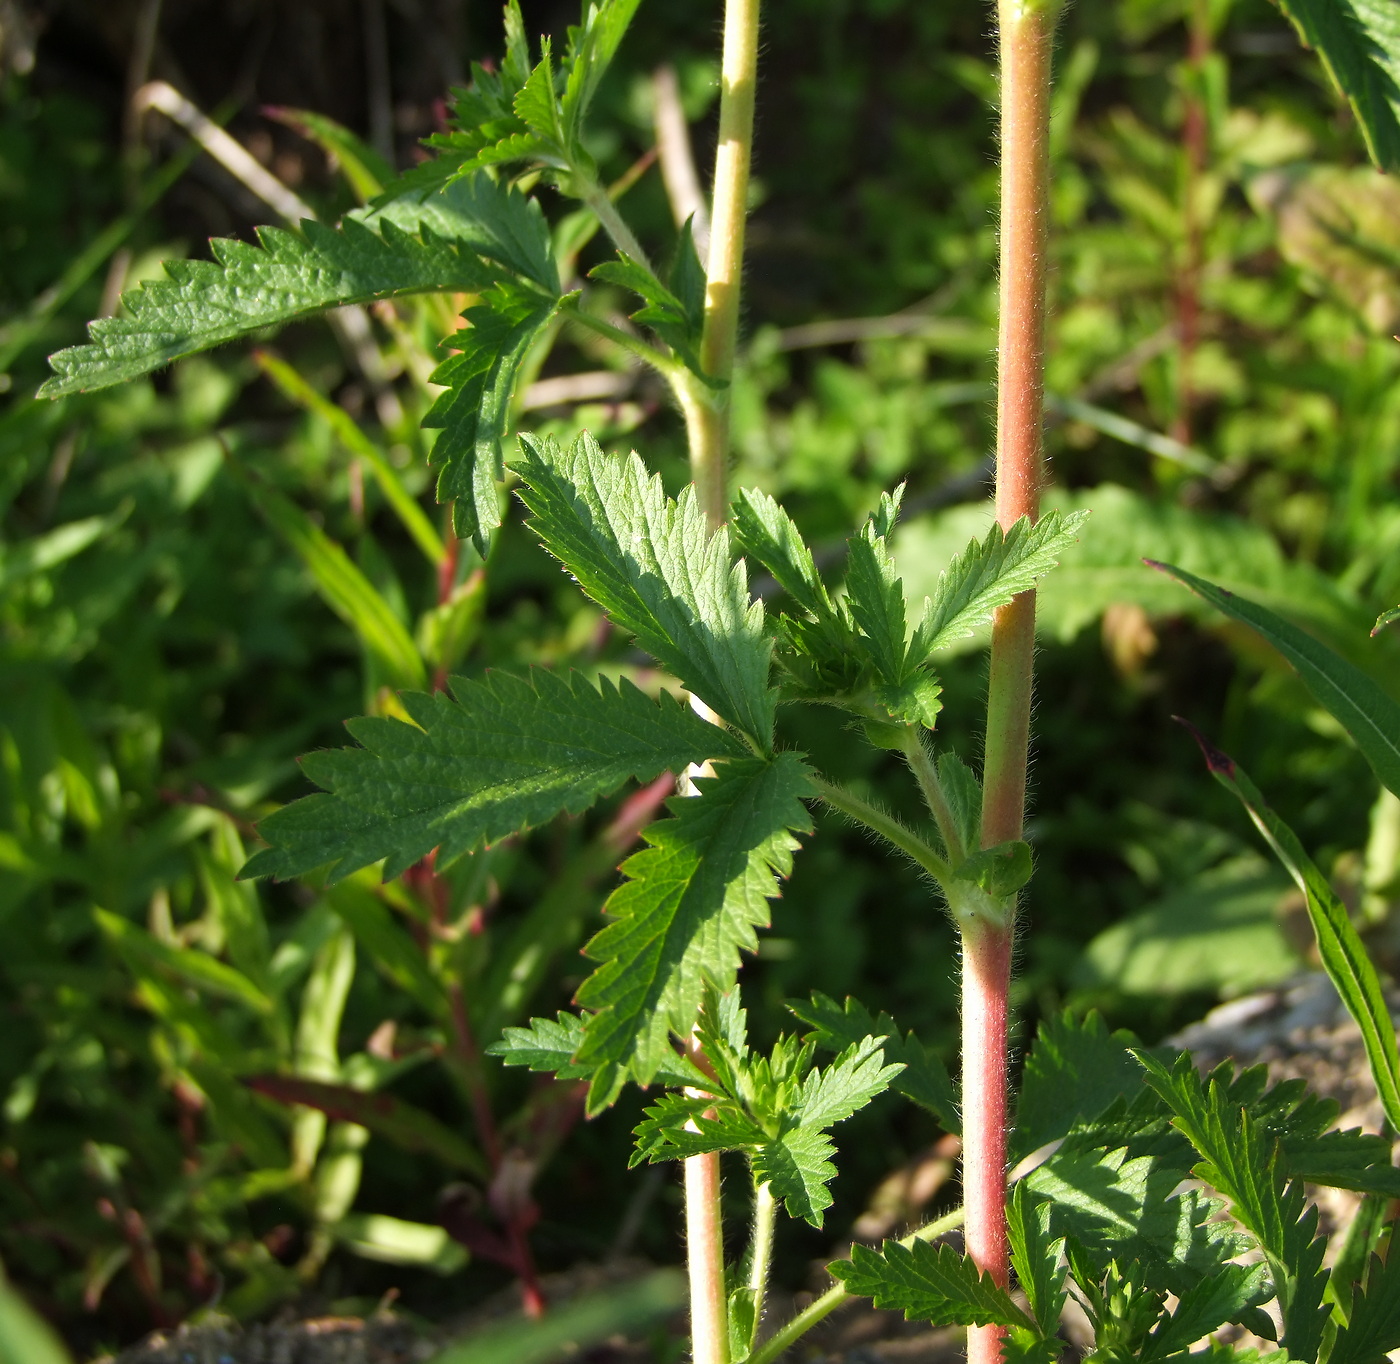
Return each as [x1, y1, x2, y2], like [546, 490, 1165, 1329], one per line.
[742, 1205, 966, 1364]
[578, 175, 656, 276]
[690, 0, 761, 527]
[899, 727, 965, 864]
[968, 5, 1055, 1364]
[810, 776, 951, 882]
[562, 301, 681, 379]
[747, 1179, 777, 1334]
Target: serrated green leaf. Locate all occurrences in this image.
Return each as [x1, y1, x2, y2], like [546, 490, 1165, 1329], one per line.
[1138, 1052, 1331, 1360]
[753, 1124, 841, 1226]
[732, 487, 835, 622]
[954, 840, 1032, 898]
[912, 510, 1089, 657]
[1144, 1264, 1274, 1364]
[590, 252, 706, 373]
[937, 752, 983, 860]
[427, 281, 560, 553]
[832, 1239, 1032, 1328]
[790, 991, 959, 1132]
[1007, 1185, 1067, 1338]
[1273, 0, 1400, 172]
[1156, 563, 1400, 802]
[1013, 1010, 1145, 1162]
[243, 476, 427, 691]
[877, 672, 944, 729]
[489, 1012, 710, 1090]
[244, 669, 739, 883]
[794, 1034, 902, 1130]
[1026, 1145, 1250, 1296]
[40, 219, 491, 397]
[514, 431, 776, 745]
[575, 754, 814, 1094]
[845, 522, 909, 686]
[561, 0, 643, 143]
[631, 1091, 766, 1164]
[1330, 1247, 1400, 1364]
[360, 170, 559, 293]
[1182, 736, 1400, 1135]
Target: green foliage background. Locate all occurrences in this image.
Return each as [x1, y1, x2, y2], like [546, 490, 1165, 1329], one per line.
[3, 0, 1400, 1352]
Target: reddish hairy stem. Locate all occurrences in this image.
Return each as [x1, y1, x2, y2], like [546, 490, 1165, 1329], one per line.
[970, 7, 1054, 1364]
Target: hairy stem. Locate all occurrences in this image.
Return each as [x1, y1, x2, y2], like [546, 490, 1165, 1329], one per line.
[810, 776, 952, 883]
[746, 1179, 777, 1340]
[743, 1205, 966, 1364]
[691, 0, 761, 527]
[969, 5, 1055, 1363]
[899, 727, 965, 864]
[579, 177, 656, 276]
[685, 1060, 731, 1364]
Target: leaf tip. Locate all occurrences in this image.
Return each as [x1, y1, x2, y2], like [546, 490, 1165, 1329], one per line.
[1172, 714, 1236, 778]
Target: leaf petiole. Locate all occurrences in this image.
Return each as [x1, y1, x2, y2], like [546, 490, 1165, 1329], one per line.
[809, 777, 951, 883]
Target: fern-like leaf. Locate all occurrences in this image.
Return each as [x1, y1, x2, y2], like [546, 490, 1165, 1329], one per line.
[243, 669, 742, 883]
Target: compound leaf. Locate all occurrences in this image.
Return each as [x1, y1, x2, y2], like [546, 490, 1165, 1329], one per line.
[244, 668, 741, 883]
[575, 754, 814, 1100]
[514, 432, 775, 746]
[41, 219, 490, 397]
[912, 510, 1088, 658]
[832, 1239, 1032, 1329]
[790, 991, 959, 1133]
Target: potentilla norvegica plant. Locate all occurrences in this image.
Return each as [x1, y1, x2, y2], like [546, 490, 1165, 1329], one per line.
[37, 0, 1400, 1360]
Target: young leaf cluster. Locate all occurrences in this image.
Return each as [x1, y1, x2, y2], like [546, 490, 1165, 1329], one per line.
[630, 989, 902, 1227]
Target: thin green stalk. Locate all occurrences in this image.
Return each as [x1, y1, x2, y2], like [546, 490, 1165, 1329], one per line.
[743, 1205, 966, 1364]
[578, 175, 656, 276]
[747, 1179, 777, 1335]
[899, 727, 965, 864]
[562, 301, 683, 379]
[968, 5, 1056, 1364]
[810, 777, 951, 883]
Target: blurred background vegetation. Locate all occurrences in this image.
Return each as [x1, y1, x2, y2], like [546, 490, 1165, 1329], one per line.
[3, 0, 1400, 1354]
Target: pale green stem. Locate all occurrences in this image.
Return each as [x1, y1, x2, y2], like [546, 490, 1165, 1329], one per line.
[562, 302, 682, 380]
[898, 727, 965, 865]
[578, 176, 656, 275]
[742, 1205, 966, 1364]
[810, 776, 951, 883]
[689, 0, 761, 525]
[747, 1179, 777, 1338]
